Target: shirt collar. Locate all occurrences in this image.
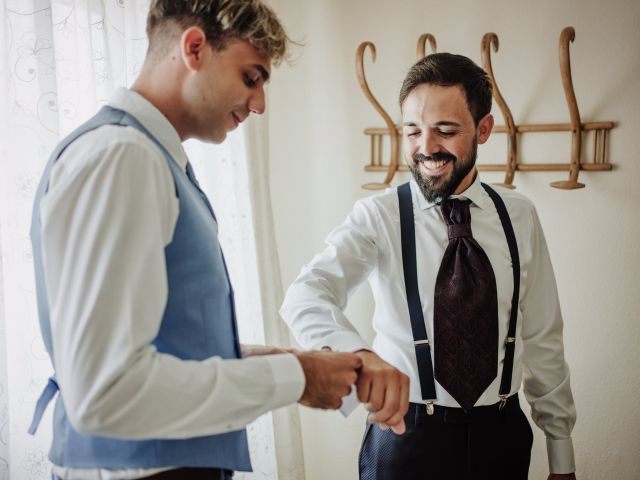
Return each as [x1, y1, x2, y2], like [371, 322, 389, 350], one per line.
[412, 170, 487, 210]
[107, 87, 189, 171]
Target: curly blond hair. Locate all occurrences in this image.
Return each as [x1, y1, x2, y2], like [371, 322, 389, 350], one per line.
[147, 0, 291, 65]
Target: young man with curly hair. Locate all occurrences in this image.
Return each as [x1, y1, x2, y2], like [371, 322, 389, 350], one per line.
[29, 2, 362, 479]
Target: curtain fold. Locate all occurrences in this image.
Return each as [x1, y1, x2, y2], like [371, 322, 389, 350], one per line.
[1, 2, 62, 477]
[0, 219, 9, 480]
[243, 115, 306, 480]
[0, 1, 304, 478]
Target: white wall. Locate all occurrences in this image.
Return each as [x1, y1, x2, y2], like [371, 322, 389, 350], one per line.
[267, 1, 640, 478]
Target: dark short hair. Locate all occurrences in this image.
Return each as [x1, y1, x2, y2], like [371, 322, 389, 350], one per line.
[399, 53, 492, 125]
[146, 0, 290, 65]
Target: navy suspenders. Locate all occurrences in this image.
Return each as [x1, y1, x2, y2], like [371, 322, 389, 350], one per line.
[397, 182, 521, 411]
[398, 183, 438, 413]
[481, 183, 521, 407]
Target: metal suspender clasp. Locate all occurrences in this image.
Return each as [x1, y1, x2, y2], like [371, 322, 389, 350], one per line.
[426, 401, 435, 415]
[504, 337, 516, 345]
[415, 340, 435, 415]
[498, 394, 508, 411]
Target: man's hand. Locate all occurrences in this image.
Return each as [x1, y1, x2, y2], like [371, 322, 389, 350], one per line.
[355, 350, 410, 435]
[295, 350, 362, 409]
[548, 474, 576, 480]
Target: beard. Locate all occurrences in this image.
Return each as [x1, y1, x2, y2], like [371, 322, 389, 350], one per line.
[407, 141, 478, 204]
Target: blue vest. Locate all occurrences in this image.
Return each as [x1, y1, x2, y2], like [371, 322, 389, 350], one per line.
[29, 106, 251, 471]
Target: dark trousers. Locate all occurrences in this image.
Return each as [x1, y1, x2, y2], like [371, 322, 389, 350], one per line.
[140, 468, 233, 480]
[359, 395, 533, 480]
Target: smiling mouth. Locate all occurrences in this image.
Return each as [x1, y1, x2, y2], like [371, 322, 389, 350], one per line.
[417, 158, 452, 174]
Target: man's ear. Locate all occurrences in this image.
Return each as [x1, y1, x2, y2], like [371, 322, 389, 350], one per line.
[180, 26, 208, 72]
[476, 113, 494, 145]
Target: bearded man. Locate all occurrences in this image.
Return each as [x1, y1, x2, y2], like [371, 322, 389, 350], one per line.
[281, 53, 577, 480]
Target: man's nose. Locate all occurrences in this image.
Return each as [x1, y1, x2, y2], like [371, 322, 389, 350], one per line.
[248, 86, 266, 115]
[419, 130, 440, 157]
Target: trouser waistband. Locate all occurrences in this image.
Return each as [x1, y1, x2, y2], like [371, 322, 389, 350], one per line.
[410, 393, 520, 425]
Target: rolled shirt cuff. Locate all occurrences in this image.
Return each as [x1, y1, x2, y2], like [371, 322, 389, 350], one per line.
[266, 352, 306, 403]
[316, 330, 371, 353]
[547, 436, 576, 474]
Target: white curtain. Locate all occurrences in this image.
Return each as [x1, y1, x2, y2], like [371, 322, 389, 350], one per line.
[0, 1, 304, 479]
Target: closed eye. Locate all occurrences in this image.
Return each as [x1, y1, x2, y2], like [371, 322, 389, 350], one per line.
[437, 130, 456, 137]
[243, 73, 260, 88]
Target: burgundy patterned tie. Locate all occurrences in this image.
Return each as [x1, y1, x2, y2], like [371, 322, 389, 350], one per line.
[433, 198, 498, 410]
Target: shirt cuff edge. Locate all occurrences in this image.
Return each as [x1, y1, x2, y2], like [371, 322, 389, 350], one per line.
[265, 353, 306, 405]
[547, 436, 576, 474]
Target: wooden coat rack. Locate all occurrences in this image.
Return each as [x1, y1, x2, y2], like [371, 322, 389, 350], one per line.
[357, 27, 615, 190]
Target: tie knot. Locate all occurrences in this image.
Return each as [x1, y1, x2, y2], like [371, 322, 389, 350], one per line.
[441, 199, 472, 240]
[441, 198, 471, 225]
[447, 223, 472, 240]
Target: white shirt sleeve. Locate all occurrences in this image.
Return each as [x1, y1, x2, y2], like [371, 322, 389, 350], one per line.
[39, 126, 305, 439]
[520, 206, 577, 474]
[280, 200, 376, 353]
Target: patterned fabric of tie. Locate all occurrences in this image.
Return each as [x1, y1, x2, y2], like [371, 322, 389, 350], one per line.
[434, 198, 498, 410]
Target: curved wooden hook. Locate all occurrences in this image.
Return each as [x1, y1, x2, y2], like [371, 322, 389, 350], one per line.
[551, 26, 585, 189]
[356, 41, 399, 190]
[416, 33, 437, 60]
[481, 32, 517, 189]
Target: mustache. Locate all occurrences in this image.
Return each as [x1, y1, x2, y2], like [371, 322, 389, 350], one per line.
[413, 152, 457, 163]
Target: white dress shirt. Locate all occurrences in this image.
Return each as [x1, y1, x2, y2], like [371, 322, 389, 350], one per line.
[40, 88, 305, 479]
[281, 177, 576, 474]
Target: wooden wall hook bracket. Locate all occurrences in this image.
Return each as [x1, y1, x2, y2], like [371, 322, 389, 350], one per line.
[356, 41, 400, 190]
[417, 33, 437, 60]
[357, 28, 615, 191]
[550, 26, 585, 189]
[481, 32, 517, 190]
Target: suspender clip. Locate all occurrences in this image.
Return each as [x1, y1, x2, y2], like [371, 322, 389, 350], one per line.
[504, 337, 516, 344]
[498, 394, 508, 411]
[426, 401, 434, 416]
[414, 339, 429, 346]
